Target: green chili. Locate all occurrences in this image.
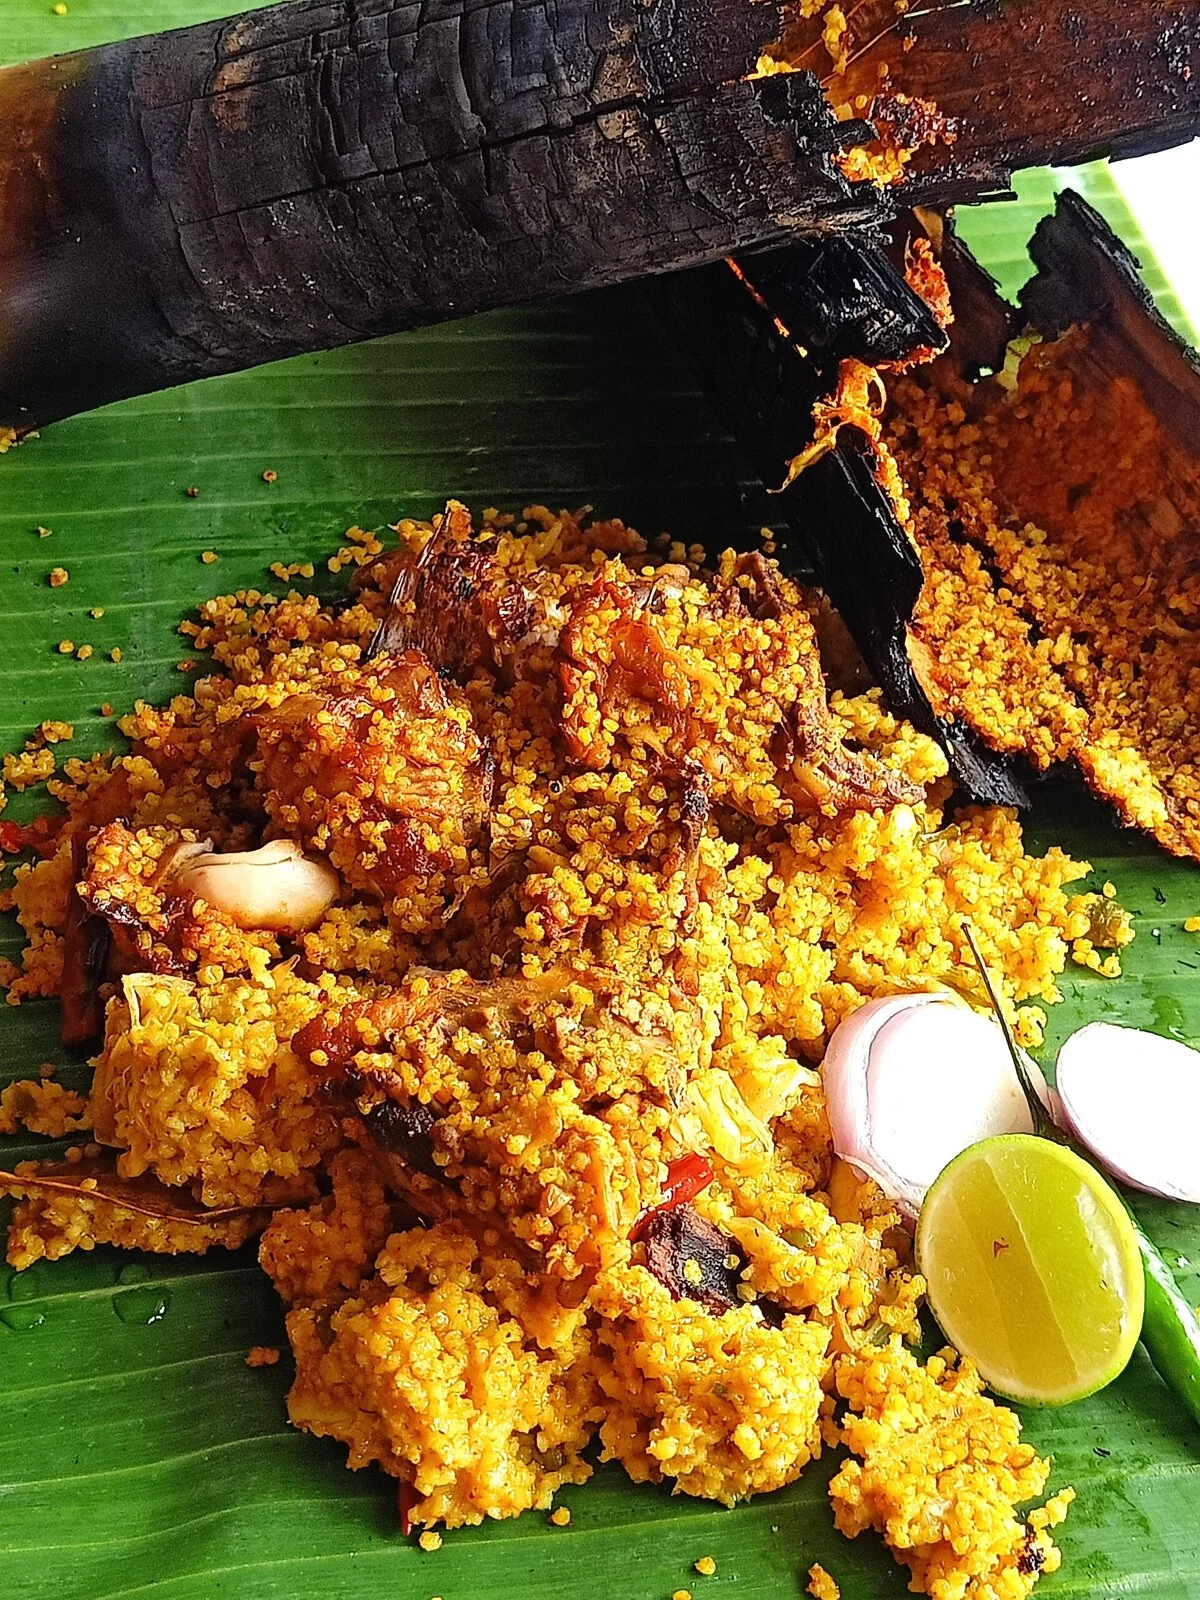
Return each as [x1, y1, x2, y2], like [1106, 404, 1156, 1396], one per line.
[962, 922, 1200, 1428]
[1136, 1227, 1200, 1429]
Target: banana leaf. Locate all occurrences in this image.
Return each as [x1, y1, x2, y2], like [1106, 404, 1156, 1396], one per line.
[1, 5, 1198, 1597]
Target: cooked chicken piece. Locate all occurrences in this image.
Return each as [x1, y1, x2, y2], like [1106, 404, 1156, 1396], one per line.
[253, 652, 492, 934]
[362, 513, 916, 824]
[89, 965, 338, 1211]
[592, 1257, 830, 1506]
[558, 562, 919, 823]
[259, 1146, 397, 1311]
[294, 965, 699, 1279]
[75, 821, 285, 981]
[358, 500, 535, 679]
[284, 1221, 596, 1527]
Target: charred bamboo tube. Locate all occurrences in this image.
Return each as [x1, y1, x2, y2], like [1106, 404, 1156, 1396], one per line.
[0, 0, 883, 431]
[649, 234, 1032, 806]
[1, 0, 1198, 432]
[654, 191, 1200, 829]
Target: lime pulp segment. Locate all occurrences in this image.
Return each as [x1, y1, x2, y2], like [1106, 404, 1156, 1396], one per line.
[916, 1134, 1144, 1406]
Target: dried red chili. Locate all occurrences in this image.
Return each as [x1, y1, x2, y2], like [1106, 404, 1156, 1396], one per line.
[630, 1152, 714, 1242]
[0, 815, 64, 856]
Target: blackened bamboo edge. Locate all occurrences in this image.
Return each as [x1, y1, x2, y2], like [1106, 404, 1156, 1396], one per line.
[649, 237, 1034, 806]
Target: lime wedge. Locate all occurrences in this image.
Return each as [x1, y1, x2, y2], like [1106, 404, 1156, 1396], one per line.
[916, 1134, 1144, 1405]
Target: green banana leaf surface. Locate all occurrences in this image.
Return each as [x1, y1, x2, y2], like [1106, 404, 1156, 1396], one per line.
[1, 4, 1198, 1596]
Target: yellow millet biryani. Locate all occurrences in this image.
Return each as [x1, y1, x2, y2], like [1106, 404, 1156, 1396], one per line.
[887, 327, 1200, 861]
[0, 503, 1105, 1595]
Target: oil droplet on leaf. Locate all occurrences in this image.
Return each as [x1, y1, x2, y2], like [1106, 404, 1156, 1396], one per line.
[6, 1266, 47, 1303]
[1152, 994, 1187, 1041]
[113, 1288, 171, 1326]
[1, 1304, 46, 1332]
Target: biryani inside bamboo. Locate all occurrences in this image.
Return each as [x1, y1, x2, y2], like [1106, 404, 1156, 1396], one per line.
[657, 189, 1200, 860]
[883, 194, 1200, 860]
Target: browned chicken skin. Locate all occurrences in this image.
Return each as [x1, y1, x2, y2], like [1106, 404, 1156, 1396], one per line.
[361, 502, 918, 825]
[361, 500, 534, 678]
[558, 568, 919, 822]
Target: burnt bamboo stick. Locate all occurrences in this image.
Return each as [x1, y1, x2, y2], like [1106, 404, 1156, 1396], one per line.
[849, 0, 1200, 203]
[0, 0, 882, 431]
[0, 0, 1197, 431]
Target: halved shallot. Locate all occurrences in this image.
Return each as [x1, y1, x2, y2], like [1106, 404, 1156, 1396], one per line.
[821, 991, 1050, 1216]
[1055, 1022, 1200, 1205]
